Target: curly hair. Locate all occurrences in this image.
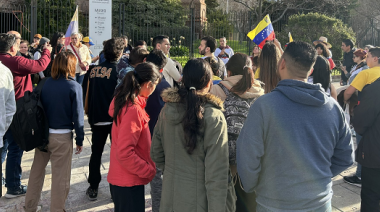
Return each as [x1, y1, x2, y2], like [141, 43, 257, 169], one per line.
[103, 37, 125, 62]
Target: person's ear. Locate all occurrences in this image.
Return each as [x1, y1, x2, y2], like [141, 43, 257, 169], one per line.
[206, 47, 210, 53]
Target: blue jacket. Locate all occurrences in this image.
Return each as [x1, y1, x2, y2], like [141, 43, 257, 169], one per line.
[41, 76, 84, 146]
[237, 79, 353, 211]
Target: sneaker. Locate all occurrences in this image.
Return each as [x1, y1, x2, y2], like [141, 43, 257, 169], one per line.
[343, 175, 361, 187]
[4, 185, 27, 198]
[86, 187, 98, 201]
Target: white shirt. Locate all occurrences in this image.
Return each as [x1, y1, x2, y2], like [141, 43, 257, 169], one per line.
[163, 57, 182, 87]
[214, 47, 234, 65]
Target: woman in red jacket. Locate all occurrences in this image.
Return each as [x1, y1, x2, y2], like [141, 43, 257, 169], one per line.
[108, 62, 161, 212]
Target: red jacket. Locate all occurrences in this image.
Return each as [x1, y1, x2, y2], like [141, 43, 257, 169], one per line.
[0, 49, 51, 100]
[107, 96, 156, 187]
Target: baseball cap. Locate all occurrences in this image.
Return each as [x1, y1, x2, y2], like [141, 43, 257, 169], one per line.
[34, 34, 42, 39]
[82, 37, 95, 46]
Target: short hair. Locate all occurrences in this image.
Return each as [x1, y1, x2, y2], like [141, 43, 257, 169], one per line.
[0, 33, 17, 53]
[204, 56, 220, 76]
[51, 50, 77, 79]
[342, 39, 354, 49]
[315, 43, 330, 58]
[353, 49, 367, 60]
[201, 36, 216, 53]
[129, 47, 149, 66]
[146, 49, 167, 70]
[103, 37, 125, 62]
[219, 36, 226, 40]
[153, 35, 169, 49]
[369, 47, 380, 62]
[20, 40, 29, 46]
[135, 40, 147, 47]
[71, 32, 82, 39]
[283, 41, 317, 78]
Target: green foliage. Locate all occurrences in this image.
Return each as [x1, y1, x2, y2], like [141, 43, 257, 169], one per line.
[170, 46, 190, 57]
[204, 9, 234, 39]
[277, 13, 356, 60]
[205, 0, 219, 13]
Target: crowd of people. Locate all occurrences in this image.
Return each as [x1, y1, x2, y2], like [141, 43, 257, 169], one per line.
[0, 29, 379, 212]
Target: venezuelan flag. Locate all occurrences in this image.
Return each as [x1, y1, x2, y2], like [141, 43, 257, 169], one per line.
[64, 6, 79, 46]
[247, 15, 275, 48]
[289, 32, 293, 43]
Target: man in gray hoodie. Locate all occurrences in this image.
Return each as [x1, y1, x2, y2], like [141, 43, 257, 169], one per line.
[237, 41, 354, 211]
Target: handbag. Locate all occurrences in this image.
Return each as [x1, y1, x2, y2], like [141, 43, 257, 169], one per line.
[70, 43, 89, 71]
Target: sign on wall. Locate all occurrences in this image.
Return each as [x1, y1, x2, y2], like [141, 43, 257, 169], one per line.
[89, 0, 112, 61]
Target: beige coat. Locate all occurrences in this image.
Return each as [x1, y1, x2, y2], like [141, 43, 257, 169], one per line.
[151, 88, 236, 212]
[66, 43, 91, 75]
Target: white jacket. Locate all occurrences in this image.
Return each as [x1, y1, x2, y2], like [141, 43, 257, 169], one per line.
[0, 62, 16, 147]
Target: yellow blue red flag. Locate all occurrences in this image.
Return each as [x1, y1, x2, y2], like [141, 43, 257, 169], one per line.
[247, 14, 275, 48]
[65, 6, 79, 46]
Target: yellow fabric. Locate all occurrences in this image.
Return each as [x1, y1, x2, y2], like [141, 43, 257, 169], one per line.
[350, 66, 380, 91]
[289, 32, 293, 43]
[247, 15, 271, 40]
[213, 75, 222, 81]
[254, 68, 260, 79]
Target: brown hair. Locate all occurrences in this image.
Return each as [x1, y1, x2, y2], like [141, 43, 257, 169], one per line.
[129, 47, 149, 66]
[259, 42, 281, 93]
[353, 49, 367, 60]
[204, 56, 220, 77]
[251, 45, 261, 56]
[226, 53, 254, 95]
[20, 40, 29, 46]
[51, 50, 77, 79]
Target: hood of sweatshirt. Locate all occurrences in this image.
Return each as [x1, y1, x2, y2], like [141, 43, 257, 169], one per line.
[273, 79, 329, 107]
[220, 75, 264, 99]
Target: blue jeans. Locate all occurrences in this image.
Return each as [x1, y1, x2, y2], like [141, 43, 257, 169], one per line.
[256, 200, 331, 212]
[3, 129, 24, 189]
[75, 73, 85, 85]
[355, 133, 362, 178]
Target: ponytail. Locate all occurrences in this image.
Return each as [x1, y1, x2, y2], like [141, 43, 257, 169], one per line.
[230, 66, 254, 95]
[227, 53, 255, 95]
[113, 62, 161, 125]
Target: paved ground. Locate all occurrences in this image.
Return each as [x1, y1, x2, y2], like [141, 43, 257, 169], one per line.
[0, 81, 362, 212]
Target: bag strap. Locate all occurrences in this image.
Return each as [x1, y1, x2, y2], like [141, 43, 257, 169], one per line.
[218, 83, 230, 96]
[33, 77, 49, 99]
[70, 43, 83, 64]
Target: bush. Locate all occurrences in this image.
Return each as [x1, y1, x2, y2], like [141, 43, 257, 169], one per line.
[277, 13, 356, 60]
[169, 46, 189, 57]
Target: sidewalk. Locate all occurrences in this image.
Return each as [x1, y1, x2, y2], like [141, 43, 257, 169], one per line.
[1, 117, 361, 212]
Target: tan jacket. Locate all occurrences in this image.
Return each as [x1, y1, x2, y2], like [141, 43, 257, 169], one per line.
[66, 43, 91, 75]
[210, 75, 264, 101]
[151, 88, 236, 212]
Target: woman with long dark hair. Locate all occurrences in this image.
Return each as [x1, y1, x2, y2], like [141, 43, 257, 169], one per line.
[315, 43, 335, 70]
[257, 42, 282, 93]
[50, 32, 65, 58]
[312, 56, 337, 100]
[151, 59, 235, 212]
[108, 62, 160, 212]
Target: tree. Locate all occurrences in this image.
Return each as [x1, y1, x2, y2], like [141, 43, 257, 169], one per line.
[232, 0, 357, 25]
[277, 13, 356, 60]
[204, 0, 234, 38]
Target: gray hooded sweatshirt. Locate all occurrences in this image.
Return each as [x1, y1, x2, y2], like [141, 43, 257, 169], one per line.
[237, 79, 353, 211]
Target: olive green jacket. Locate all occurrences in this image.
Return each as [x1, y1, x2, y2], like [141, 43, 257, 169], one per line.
[151, 88, 236, 212]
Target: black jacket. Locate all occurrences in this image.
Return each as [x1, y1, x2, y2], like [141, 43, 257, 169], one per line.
[353, 78, 380, 168]
[342, 48, 356, 82]
[88, 60, 118, 125]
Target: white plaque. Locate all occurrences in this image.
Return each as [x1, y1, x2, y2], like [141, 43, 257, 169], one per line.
[89, 0, 112, 61]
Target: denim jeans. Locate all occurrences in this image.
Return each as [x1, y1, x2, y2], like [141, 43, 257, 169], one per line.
[3, 129, 24, 189]
[75, 73, 85, 85]
[256, 200, 332, 212]
[355, 133, 362, 178]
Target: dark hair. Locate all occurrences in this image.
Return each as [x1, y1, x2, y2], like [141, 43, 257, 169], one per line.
[259, 42, 281, 93]
[369, 47, 380, 62]
[312, 56, 331, 91]
[135, 40, 147, 47]
[282, 41, 317, 79]
[51, 50, 77, 79]
[20, 40, 29, 46]
[113, 62, 161, 124]
[129, 47, 149, 66]
[103, 37, 125, 62]
[342, 39, 354, 49]
[219, 36, 226, 39]
[178, 59, 212, 154]
[201, 36, 216, 53]
[226, 53, 254, 94]
[146, 49, 167, 70]
[0, 33, 17, 53]
[121, 35, 128, 40]
[50, 32, 65, 47]
[252, 56, 259, 66]
[315, 43, 330, 58]
[251, 45, 261, 56]
[204, 56, 220, 77]
[153, 35, 169, 49]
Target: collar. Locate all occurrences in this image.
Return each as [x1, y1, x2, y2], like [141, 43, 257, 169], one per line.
[0, 53, 13, 57]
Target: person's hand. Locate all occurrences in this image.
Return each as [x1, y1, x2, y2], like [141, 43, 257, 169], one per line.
[43, 43, 52, 53]
[274, 38, 281, 47]
[75, 145, 83, 154]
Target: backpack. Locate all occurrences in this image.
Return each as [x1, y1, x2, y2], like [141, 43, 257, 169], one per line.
[219, 83, 256, 165]
[10, 77, 49, 152]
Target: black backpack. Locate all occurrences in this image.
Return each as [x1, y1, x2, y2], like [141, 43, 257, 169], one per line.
[219, 84, 256, 165]
[10, 77, 49, 152]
